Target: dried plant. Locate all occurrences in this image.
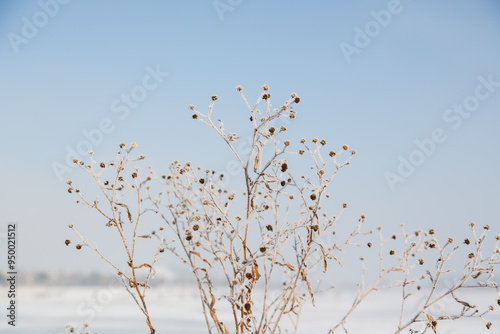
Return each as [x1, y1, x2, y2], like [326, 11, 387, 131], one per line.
[66, 85, 499, 333]
[65, 323, 96, 334]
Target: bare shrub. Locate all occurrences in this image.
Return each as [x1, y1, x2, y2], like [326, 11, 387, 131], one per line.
[66, 86, 499, 333]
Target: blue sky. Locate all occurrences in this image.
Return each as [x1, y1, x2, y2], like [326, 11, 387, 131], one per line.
[1, 0, 499, 272]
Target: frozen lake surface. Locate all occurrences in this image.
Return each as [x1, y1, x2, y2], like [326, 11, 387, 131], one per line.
[1, 285, 498, 333]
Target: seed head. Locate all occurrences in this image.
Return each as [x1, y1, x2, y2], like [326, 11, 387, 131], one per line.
[211, 95, 218, 101]
[429, 229, 435, 235]
[65, 240, 70, 246]
[389, 250, 395, 255]
[236, 85, 242, 91]
[262, 84, 269, 91]
[464, 238, 470, 245]
[329, 151, 336, 157]
[100, 162, 105, 168]
[281, 163, 288, 172]
[343, 145, 349, 150]
[294, 97, 300, 103]
[76, 244, 82, 250]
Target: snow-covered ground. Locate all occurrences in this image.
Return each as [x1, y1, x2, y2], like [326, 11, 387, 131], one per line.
[1, 285, 498, 333]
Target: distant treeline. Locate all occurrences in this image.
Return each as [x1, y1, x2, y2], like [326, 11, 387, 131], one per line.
[0, 271, 174, 286]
